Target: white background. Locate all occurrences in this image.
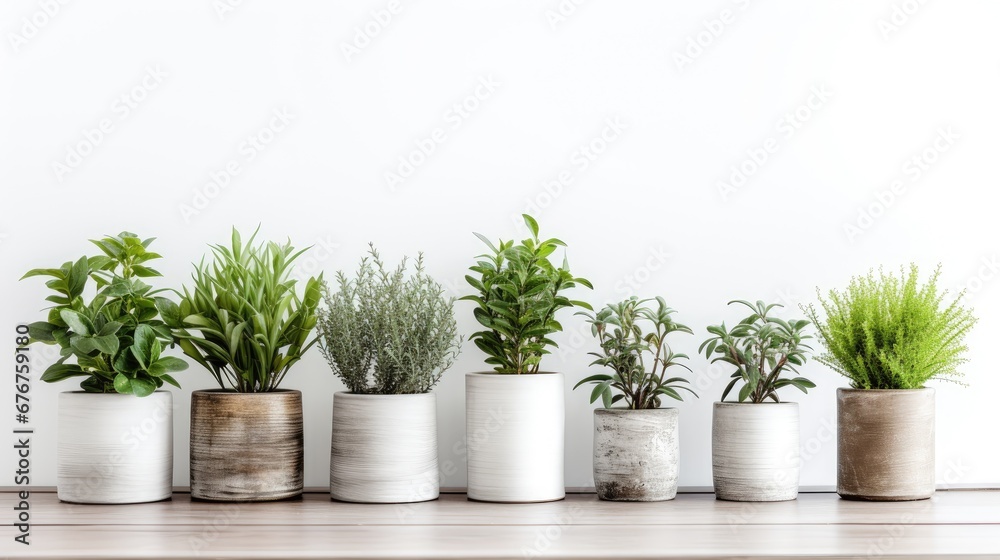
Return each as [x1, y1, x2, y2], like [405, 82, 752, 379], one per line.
[2, 0, 998, 491]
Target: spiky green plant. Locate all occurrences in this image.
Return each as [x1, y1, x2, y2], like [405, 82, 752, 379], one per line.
[162, 228, 322, 392]
[317, 244, 461, 394]
[804, 264, 977, 390]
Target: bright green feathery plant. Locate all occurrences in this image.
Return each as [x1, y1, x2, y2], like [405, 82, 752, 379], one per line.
[804, 264, 976, 390]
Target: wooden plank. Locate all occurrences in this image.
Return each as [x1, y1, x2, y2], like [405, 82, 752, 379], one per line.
[10, 524, 1000, 559]
[17, 491, 1000, 527]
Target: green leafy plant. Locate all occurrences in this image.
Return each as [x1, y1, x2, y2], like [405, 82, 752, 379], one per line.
[21, 232, 187, 396]
[574, 297, 697, 409]
[163, 228, 322, 392]
[700, 300, 815, 403]
[317, 244, 461, 394]
[804, 264, 976, 390]
[461, 215, 593, 374]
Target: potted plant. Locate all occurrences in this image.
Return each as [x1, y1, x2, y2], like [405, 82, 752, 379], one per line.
[461, 214, 592, 503]
[574, 296, 697, 501]
[317, 244, 461, 503]
[22, 232, 187, 504]
[164, 228, 322, 502]
[700, 300, 815, 502]
[805, 264, 976, 501]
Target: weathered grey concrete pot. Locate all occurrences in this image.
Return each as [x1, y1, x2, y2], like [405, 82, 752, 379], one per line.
[838, 388, 935, 501]
[190, 390, 303, 502]
[712, 402, 799, 502]
[593, 408, 679, 501]
[330, 392, 439, 503]
[57, 391, 173, 504]
[466, 372, 565, 503]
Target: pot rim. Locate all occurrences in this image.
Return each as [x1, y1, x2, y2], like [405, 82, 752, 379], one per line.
[467, 371, 562, 376]
[61, 390, 171, 397]
[334, 391, 435, 399]
[836, 387, 934, 393]
[594, 406, 678, 413]
[713, 400, 798, 406]
[191, 388, 301, 396]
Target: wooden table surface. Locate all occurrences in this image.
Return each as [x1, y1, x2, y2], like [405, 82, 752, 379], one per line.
[5, 490, 1000, 559]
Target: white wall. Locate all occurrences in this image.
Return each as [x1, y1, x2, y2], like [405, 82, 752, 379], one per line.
[2, 0, 998, 491]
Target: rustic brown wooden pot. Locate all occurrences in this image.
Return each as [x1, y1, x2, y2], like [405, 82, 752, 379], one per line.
[837, 388, 935, 501]
[190, 389, 303, 502]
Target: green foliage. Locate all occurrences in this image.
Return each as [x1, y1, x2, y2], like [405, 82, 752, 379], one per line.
[461, 215, 593, 374]
[574, 297, 697, 409]
[700, 300, 815, 403]
[804, 264, 976, 390]
[22, 232, 187, 396]
[165, 228, 322, 392]
[317, 244, 461, 394]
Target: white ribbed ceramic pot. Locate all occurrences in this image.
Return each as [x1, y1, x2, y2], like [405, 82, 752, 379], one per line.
[712, 402, 799, 502]
[330, 392, 439, 503]
[57, 391, 173, 504]
[466, 372, 565, 503]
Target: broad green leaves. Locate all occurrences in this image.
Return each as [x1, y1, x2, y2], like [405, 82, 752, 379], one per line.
[699, 299, 814, 403]
[170, 227, 321, 392]
[21, 232, 188, 396]
[805, 264, 976, 390]
[462, 214, 593, 374]
[574, 297, 697, 409]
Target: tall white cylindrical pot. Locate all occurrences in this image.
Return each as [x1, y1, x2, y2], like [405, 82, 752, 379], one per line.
[58, 391, 173, 504]
[331, 392, 439, 503]
[466, 372, 565, 503]
[593, 408, 679, 501]
[712, 402, 799, 502]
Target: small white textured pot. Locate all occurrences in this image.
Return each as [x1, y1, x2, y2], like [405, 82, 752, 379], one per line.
[466, 372, 565, 503]
[58, 391, 173, 504]
[712, 402, 799, 502]
[330, 392, 439, 503]
[593, 408, 679, 501]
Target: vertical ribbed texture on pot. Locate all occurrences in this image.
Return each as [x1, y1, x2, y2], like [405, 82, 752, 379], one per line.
[466, 372, 565, 503]
[712, 402, 799, 502]
[57, 391, 173, 504]
[837, 388, 935, 501]
[593, 408, 679, 501]
[190, 390, 303, 502]
[330, 392, 439, 503]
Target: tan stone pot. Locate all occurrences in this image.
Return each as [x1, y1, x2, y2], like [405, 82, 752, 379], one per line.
[837, 388, 935, 501]
[190, 390, 303, 502]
